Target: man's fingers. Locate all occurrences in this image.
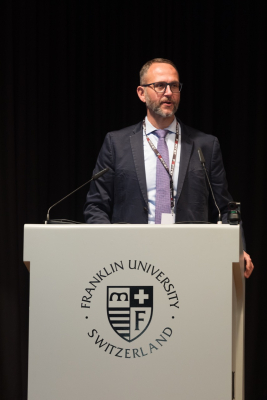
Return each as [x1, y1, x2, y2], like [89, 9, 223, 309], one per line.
[244, 251, 254, 278]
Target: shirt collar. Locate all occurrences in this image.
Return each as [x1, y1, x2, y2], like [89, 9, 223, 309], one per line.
[145, 116, 177, 135]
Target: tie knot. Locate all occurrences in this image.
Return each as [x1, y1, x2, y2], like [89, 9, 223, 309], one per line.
[155, 129, 168, 139]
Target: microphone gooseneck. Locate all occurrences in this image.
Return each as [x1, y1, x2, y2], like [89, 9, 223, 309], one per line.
[46, 167, 109, 222]
[197, 148, 222, 224]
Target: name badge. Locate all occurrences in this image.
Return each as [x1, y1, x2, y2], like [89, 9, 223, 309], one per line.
[161, 213, 175, 224]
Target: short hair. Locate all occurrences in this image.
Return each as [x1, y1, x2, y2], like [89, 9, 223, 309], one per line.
[139, 58, 179, 85]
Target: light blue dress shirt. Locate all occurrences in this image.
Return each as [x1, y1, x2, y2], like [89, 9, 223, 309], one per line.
[143, 116, 181, 224]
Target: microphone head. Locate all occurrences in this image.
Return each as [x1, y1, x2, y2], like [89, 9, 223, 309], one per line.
[198, 148, 206, 164]
[93, 167, 109, 180]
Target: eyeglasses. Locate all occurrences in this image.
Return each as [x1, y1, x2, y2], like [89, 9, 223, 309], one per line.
[141, 81, 183, 93]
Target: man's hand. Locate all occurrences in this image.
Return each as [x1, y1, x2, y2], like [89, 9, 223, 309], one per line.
[244, 251, 254, 278]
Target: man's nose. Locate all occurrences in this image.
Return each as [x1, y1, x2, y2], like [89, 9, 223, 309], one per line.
[164, 84, 172, 95]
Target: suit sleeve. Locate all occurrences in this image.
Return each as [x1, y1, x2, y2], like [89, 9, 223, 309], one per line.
[83, 133, 114, 223]
[209, 137, 246, 250]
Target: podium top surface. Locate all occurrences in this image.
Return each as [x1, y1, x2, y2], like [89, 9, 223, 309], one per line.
[24, 223, 240, 231]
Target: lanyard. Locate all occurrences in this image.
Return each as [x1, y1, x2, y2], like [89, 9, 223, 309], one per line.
[143, 119, 179, 211]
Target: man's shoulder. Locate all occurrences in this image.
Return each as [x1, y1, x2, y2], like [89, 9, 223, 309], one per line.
[105, 119, 219, 145]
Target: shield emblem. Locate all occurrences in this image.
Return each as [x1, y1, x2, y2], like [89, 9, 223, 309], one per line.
[107, 286, 153, 342]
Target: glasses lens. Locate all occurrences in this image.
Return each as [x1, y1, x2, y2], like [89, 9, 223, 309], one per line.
[170, 83, 180, 93]
[153, 82, 166, 93]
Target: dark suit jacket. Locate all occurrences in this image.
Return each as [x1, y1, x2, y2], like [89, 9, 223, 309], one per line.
[84, 120, 244, 245]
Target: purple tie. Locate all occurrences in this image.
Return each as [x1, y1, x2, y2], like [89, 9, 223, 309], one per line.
[155, 129, 171, 224]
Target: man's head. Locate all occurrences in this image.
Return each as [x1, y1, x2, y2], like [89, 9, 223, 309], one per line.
[137, 58, 181, 124]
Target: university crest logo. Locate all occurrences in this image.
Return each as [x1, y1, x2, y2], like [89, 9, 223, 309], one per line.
[107, 286, 153, 342]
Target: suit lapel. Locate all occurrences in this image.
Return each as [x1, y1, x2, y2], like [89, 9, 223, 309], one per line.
[176, 122, 193, 205]
[130, 122, 148, 206]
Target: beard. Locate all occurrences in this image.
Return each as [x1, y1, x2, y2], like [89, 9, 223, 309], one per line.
[144, 92, 179, 118]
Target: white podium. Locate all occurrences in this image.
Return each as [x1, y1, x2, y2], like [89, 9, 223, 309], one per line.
[24, 224, 245, 400]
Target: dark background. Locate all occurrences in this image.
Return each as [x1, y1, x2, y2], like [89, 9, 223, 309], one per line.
[0, 1, 266, 399]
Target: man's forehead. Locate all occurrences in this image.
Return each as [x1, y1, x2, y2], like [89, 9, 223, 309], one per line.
[146, 63, 179, 81]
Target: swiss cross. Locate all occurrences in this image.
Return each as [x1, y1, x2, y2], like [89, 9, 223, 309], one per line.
[134, 289, 149, 304]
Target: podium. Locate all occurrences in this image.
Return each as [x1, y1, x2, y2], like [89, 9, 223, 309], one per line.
[24, 224, 245, 400]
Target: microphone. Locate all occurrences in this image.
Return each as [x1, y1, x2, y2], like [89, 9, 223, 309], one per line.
[198, 148, 222, 224]
[46, 167, 109, 223]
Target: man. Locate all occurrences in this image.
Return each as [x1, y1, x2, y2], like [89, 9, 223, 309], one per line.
[84, 58, 254, 277]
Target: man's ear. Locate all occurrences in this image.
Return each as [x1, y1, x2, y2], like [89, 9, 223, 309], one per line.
[137, 86, 146, 103]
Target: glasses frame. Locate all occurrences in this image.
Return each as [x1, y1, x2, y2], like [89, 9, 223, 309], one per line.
[141, 81, 183, 93]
